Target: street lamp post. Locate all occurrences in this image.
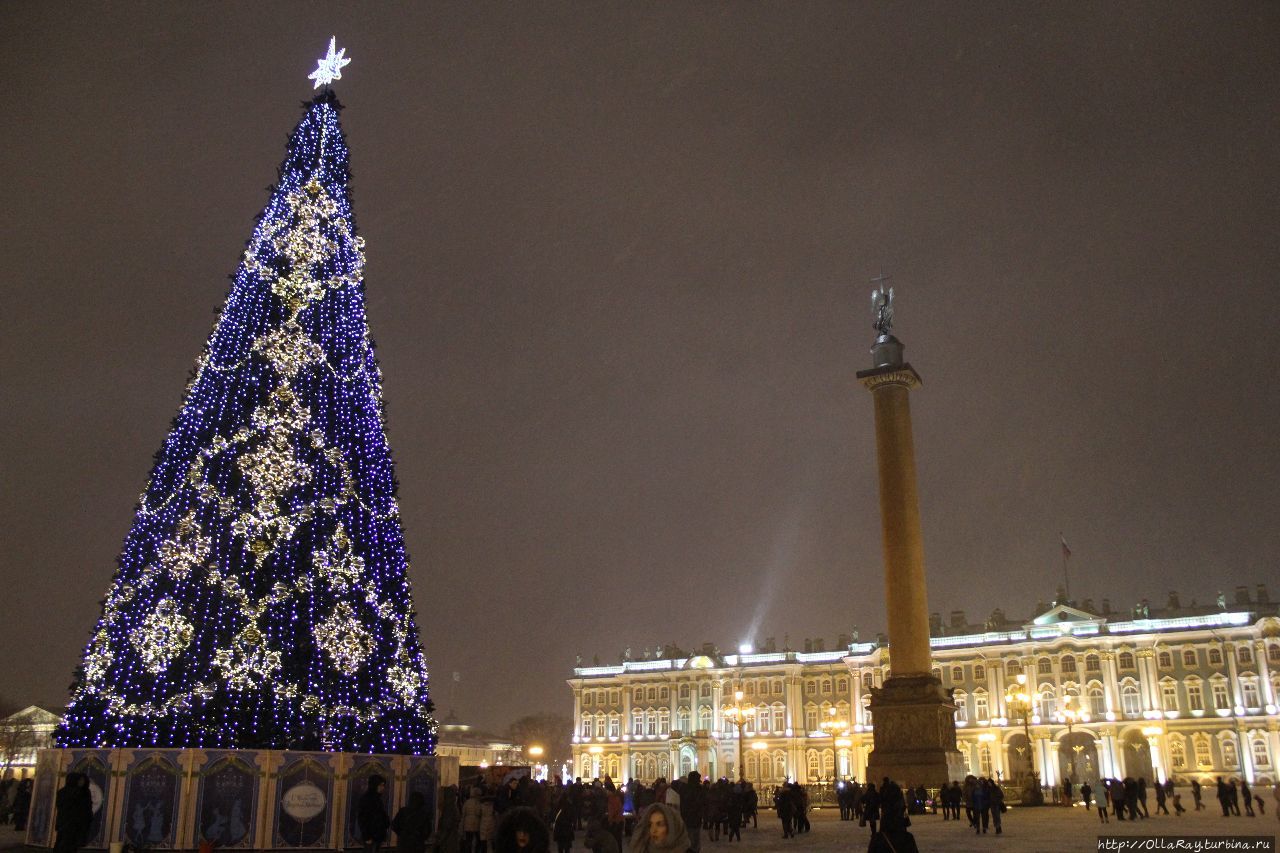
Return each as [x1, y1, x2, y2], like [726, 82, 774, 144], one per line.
[528, 745, 545, 781]
[722, 690, 752, 781]
[821, 707, 850, 781]
[1005, 672, 1044, 805]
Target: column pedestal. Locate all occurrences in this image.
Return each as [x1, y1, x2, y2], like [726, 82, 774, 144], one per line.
[865, 674, 967, 787]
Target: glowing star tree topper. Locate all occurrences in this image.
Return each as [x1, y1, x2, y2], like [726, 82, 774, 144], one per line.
[308, 37, 352, 89]
[56, 82, 436, 754]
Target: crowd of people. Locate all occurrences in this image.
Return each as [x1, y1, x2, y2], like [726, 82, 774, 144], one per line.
[1069, 774, 1279, 823]
[29, 766, 1280, 853]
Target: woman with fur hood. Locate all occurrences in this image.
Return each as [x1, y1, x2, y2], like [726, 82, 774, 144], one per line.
[629, 803, 692, 853]
[493, 806, 550, 853]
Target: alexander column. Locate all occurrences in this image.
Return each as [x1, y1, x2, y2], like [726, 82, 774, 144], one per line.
[857, 282, 965, 786]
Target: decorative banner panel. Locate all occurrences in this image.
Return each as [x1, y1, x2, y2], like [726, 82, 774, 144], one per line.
[120, 752, 183, 848]
[195, 752, 261, 850]
[405, 757, 439, 835]
[273, 753, 335, 848]
[26, 750, 63, 847]
[68, 750, 113, 848]
[344, 756, 393, 848]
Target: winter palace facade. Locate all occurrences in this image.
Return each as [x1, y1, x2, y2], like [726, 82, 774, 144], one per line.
[568, 585, 1280, 789]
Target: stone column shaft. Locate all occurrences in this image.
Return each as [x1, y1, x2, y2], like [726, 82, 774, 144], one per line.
[864, 370, 932, 676]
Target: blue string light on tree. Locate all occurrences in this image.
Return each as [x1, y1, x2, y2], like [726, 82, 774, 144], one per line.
[56, 39, 436, 754]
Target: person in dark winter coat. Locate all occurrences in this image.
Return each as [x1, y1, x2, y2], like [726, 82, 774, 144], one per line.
[866, 795, 919, 853]
[359, 775, 392, 853]
[552, 800, 576, 853]
[494, 806, 551, 853]
[437, 786, 462, 853]
[54, 773, 93, 853]
[584, 817, 619, 853]
[392, 791, 432, 853]
[677, 773, 705, 853]
[12, 780, 33, 832]
[860, 783, 880, 834]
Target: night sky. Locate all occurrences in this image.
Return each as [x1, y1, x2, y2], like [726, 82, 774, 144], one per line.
[2, 3, 1277, 733]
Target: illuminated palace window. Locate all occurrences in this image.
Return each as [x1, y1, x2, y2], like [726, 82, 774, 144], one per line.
[1252, 738, 1270, 768]
[1212, 682, 1229, 711]
[1187, 682, 1204, 711]
[1169, 737, 1187, 769]
[1183, 649, 1197, 666]
[1121, 683, 1141, 716]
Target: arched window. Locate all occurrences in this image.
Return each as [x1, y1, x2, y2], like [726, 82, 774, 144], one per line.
[658, 754, 670, 778]
[952, 666, 964, 681]
[1169, 736, 1187, 769]
[1193, 736, 1211, 767]
[974, 664, 986, 681]
[676, 707, 690, 732]
[1120, 683, 1141, 716]
[658, 708, 670, 735]
[1005, 659, 1022, 676]
[647, 687, 658, 701]
[1061, 655, 1077, 674]
[1238, 646, 1253, 664]
[1251, 738, 1270, 768]
[954, 691, 969, 723]
[1038, 657, 1053, 674]
[774, 751, 787, 781]
[700, 683, 711, 698]
[974, 691, 989, 721]
[1157, 650, 1172, 668]
[581, 755, 592, 777]
[804, 704, 819, 732]
[679, 684, 690, 698]
[1037, 688, 1056, 719]
[1242, 680, 1260, 709]
[979, 744, 992, 776]
[1088, 685, 1106, 716]
[821, 678, 833, 694]
[1208, 647, 1223, 666]
[821, 749, 835, 778]
[1118, 652, 1135, 670]
[698, 706, 712, 731]
[745, 752, 758, 780]
[1222, 737, 1239, 768]
[1085, 654, 1100, 672]
[1183, 650, 1197, 666]
[806, 750, 820, 780]
[836, 678, 849, 693]
[863, 672, 875, 690]
[1268, 644, 1280, 663]
[861, 694, 873, 726]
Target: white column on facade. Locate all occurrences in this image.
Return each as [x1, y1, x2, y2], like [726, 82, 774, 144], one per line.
[1097, 732, 1116, 779]
[993, 662, 1007, 721]
[785, 672, 803, 732]
[992, 733, 1008, 780]
[1037, 736, 1057, 787]
[1237, 728, 1256, 784]
[852, 668, 863, 726]
[1146, 732, 1165, 784]
[1146, 650, 1167, 712]
[1102, 652, 1120, 716]
[622, 682, 633, 736]
[1255, 641, 1275, 707]
[1226, 642, 1245, 709]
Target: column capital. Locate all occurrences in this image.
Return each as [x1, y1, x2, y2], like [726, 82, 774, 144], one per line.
[857, 364, 922, 392]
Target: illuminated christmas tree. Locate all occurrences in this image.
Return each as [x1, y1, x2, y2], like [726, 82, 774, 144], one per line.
[57, 44, 436, 753]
